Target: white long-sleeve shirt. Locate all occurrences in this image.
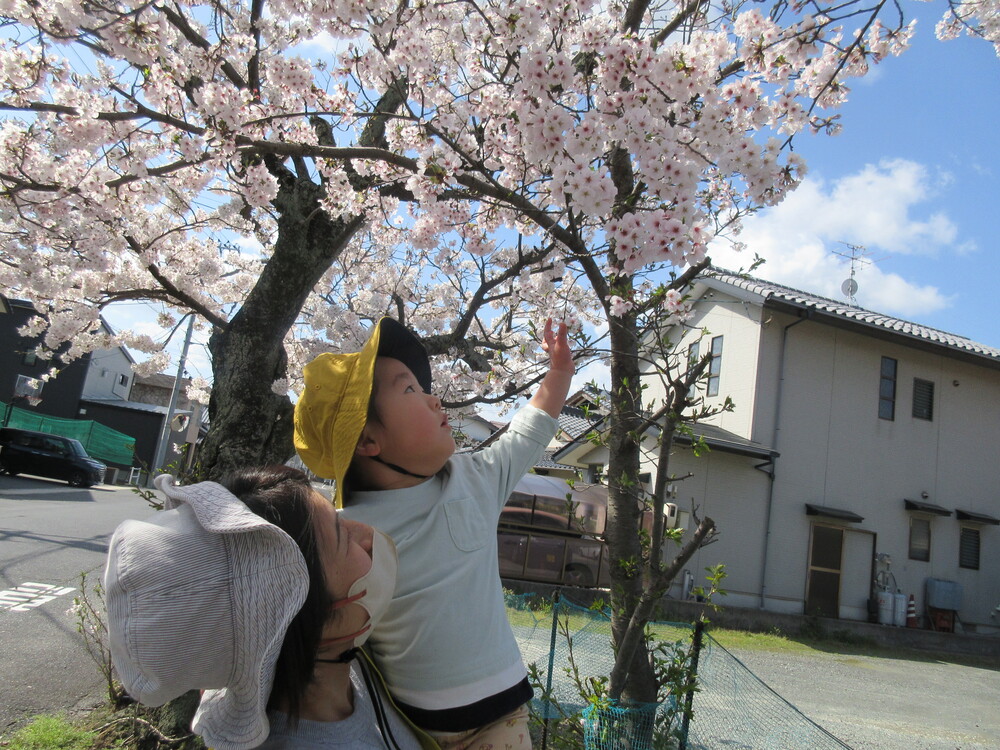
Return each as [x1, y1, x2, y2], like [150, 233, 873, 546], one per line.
[341, 405, 556, 713]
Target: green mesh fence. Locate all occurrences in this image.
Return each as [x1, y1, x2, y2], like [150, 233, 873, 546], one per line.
[582, 701, 674, 750]
[1, 402, 136, 466]
[506, 591, 852, 750]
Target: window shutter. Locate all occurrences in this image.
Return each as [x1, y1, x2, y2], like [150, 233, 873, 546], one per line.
[913, 378, 934, 421]
[959, 527, 980, 570]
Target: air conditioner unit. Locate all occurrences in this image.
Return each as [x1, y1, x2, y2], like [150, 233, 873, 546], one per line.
[663, 502, 679, 529]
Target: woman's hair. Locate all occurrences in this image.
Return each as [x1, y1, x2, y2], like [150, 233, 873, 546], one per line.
[221, 464, 334, 720]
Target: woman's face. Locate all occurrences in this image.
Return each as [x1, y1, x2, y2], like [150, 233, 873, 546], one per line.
[308, 490, 376, 658]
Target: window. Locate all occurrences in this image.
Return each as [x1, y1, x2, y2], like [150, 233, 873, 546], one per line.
[959, 527, 980, 570]
[878, 356, 897, 420]
[687, 341, 700, 373]
[118, 373, 129, 387]
[23, 351, 37, 366]
[909, 517, 930, 561]
[913, 378, 934, 421]
[707, 335, 723, 397]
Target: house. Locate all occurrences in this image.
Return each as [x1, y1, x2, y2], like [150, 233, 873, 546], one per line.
[554, 269, 1000, 634]
[81, 372, 204, 478]
[1, 296, 98, 420]
[1, 295, 199, 479]
[451, 411, 501, 449]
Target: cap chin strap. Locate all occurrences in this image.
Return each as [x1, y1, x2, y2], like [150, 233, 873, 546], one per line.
[316, 647, 359, 665]
[371, 454, 432, 480]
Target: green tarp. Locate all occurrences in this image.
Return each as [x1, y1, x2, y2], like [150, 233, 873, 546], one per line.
[0, 403, 135, 466]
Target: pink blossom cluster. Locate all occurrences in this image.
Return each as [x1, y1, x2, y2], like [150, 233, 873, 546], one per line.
[934, 0, 1000, 55]
[0, 0, 961, 399]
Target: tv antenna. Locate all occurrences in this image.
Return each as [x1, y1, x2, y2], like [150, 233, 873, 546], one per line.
[832, 242, 872, 304]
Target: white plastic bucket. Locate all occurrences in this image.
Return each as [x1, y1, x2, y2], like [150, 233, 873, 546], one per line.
[893, 592, 908, 627]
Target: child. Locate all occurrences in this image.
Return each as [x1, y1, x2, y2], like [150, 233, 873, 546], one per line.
[294, 317, 573, 749]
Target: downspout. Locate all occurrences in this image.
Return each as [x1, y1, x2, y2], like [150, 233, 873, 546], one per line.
[758, 313, 809, 609]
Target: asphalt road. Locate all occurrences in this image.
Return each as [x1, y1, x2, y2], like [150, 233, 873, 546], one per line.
[0, 475, 154, 736]
[727, 646, 1000, 749]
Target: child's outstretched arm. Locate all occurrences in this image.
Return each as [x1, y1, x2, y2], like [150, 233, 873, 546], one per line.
[528, 318, 575, 419]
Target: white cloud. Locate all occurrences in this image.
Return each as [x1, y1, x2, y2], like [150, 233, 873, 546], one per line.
[710, 159, 961, 318]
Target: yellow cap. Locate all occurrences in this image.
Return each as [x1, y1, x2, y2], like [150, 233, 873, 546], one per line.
[293, 318, 430, 507]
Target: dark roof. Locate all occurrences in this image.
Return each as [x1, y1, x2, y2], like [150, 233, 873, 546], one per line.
[134, 373, 189, 389]
[535, 449, 580, 472]
[904, 499, 952, 516]
[806, 503, 864, 523]
[556, 406, 601, 441]
[476, 403, 601, 452]
[552, 416, 777, 463]
[676, 422, 778, 460]
[956, 509, 1000, 525]
[703, 268, 1000, 368]
[81, 398, 191, 416]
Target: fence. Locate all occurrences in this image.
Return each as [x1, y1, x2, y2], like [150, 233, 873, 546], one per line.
[0, 402, 135, 466]
[506, 591, 852, 750]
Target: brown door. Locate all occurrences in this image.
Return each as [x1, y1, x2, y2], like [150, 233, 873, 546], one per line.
[806, 524, 843, 618]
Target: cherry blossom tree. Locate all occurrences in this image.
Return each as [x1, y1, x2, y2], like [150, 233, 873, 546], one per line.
[1, 0, 996, 718]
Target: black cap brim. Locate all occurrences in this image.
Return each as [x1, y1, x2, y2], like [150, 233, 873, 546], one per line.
[375, 318, 433, 393]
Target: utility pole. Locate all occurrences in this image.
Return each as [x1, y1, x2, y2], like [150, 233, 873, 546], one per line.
[148, 315, 194, 486]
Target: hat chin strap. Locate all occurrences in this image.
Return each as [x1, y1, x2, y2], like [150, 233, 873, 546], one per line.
[371, 454, 432, 480]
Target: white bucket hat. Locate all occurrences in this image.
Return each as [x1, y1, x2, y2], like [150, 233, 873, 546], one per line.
[104, 475, 310, 750]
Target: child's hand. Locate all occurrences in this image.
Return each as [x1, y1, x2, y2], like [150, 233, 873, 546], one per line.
[530, 318, 575, 418]
[541, 318, 574, 375]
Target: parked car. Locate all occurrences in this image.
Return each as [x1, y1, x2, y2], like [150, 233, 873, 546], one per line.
[0, 427, 107, 487]
[498, 473, 610, 588]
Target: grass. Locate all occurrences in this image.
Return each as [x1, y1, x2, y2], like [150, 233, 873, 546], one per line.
[506, 603, 1000, 672]
[4, 715, 96, 750]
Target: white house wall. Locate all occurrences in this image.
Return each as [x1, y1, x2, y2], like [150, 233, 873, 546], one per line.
[642, 443, 773, 611]
[647, 288, 763, 440]
[759, 310, 1000, 630]
[80, 347, 133, 401]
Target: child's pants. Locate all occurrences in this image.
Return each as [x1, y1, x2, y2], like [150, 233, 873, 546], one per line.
[424, 703, 532, 750]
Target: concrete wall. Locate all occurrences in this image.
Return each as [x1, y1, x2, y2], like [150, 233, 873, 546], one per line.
[759, 312, 1000, 629]
[80, 345, 133, 400]
[639, 440, 773, 610]
[650, 287, 763, 439]
[642, 293, 999, 631]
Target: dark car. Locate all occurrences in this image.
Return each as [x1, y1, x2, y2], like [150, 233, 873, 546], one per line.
[498, 474, 610, 588]
[0, 427, 106, 487]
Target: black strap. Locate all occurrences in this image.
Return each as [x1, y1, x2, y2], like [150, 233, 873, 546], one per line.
[315, 647, 359, 665]
[358, 655, 403, 750]
[371, 454, 432, 480]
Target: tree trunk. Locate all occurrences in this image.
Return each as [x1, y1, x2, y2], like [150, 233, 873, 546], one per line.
[198, 175, 365, 481]
[605, 289, 658, 703]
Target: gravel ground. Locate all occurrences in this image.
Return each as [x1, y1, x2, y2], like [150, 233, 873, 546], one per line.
[726, 646, 1000, 750]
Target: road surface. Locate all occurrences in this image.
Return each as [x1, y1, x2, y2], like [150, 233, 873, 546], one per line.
[0, 475, 152, 735]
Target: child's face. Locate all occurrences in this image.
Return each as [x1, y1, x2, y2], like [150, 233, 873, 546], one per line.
[364, 357, 456, 478]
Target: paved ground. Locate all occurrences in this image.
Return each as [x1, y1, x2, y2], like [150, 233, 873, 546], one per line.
[0, 477, 152, 736]
[728, 646, 1000, 750]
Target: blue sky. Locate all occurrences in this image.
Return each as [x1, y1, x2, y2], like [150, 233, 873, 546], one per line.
[105, 1, 999, 385]
[710, 2, 999, 349]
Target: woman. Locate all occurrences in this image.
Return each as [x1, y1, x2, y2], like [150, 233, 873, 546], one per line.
[104, 465, 437, 750]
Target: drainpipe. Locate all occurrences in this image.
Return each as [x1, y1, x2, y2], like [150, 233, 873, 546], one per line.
[758, 313, 809, 609]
